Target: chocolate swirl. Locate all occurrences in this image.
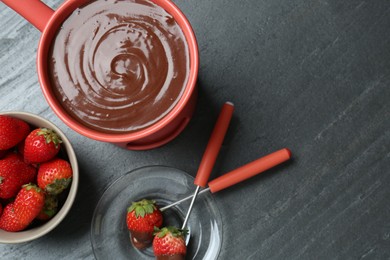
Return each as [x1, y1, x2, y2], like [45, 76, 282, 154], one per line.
[48, 0, 189, 133]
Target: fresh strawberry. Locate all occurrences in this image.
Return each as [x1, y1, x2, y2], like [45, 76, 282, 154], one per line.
[13, 184, 45, 229]
[0, 153, 37, 199]
[23, 128, 62, 164]
[0, 184, 45, 232]
[37, 158, 72, 195]
[126, 199, 163, 249]
[0, 203, 22, 232]
[0, 203, 2, 217]
[0, 115, 30, 150]
[36, 194, 58, 221]
[153, 226, 188, 258]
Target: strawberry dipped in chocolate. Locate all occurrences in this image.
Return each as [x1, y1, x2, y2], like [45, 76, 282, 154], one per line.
[153, 226, 187, 260]
[126, 199, 163, 249]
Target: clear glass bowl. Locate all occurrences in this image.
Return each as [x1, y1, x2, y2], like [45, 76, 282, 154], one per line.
[91, 166, 222, 259]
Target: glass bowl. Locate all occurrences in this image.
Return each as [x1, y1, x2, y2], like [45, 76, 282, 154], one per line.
[91, 166, 222, 259]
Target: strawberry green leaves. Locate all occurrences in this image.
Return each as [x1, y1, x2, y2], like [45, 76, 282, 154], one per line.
[127, 199, 157, 218]
[36, 128, 63, 149]
[154, 226, 188, 238]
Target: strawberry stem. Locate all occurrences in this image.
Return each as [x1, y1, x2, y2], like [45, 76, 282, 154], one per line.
[127, 199, 157, 218]
[154, 226, 188, 238]
[37, 128, 63, 149]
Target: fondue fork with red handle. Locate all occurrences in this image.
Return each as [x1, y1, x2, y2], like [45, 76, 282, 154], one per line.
[181, 102, 235, 229]
[161, 148, 292, 211]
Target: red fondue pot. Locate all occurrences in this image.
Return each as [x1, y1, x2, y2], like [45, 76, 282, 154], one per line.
[1, 0, 199, 150]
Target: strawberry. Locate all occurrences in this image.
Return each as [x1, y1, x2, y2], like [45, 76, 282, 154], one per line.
[0, 153, 37, 199]
[0, 203, 2, 217]
[0, 203, 21, 232]
[37, 158, 72, 195]
[23, 128, 62, 164]
[126, 199, 163, 249]
[0, 115, 30, 150]
[13, 184, 45, 228]
[36, 194, 58, 221]
[0, 184, 45, 232]
[153, 226, 188, 258]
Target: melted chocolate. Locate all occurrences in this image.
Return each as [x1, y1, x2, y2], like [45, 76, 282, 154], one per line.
[156, 254, 185, 260]
[129, 229, 153, 249]
[48, 0, 189, 133]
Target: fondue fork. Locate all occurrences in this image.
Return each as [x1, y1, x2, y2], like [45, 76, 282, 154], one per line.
[161, 148, 292, 212]
[181, 102, 235, 229]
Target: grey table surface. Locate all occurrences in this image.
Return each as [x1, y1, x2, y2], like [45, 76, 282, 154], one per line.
[1, 0, 390, 259]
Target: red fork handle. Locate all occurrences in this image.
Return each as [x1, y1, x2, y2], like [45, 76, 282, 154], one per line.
[1, 0, 54, 32]
[208, 148, 292, 193]
[194, 102, 234, 187]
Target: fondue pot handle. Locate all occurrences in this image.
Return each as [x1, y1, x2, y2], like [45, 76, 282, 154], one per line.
[1, 0, 54, 32]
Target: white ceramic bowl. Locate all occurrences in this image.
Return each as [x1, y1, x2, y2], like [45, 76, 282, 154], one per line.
[0, 111, 79, 243]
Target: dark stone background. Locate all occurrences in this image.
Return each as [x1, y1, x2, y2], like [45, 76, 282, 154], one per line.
[0, 0, 389, 259]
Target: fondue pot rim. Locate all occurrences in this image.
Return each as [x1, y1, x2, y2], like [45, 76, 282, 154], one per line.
[37, 0, 199, 143]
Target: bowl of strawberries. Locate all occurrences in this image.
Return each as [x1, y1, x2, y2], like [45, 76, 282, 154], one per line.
[0, 111, 78, 243]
